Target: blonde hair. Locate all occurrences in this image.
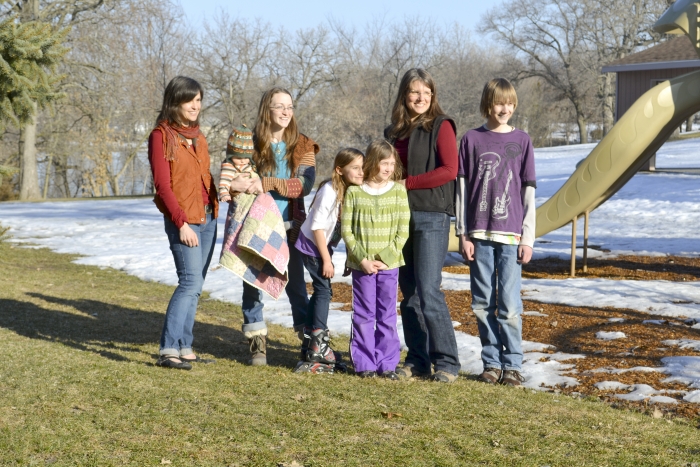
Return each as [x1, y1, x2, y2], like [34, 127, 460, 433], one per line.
[363, 140, 402, 182]
[480, 78, 518, 119]
[313, 148, 364, 210]
[253, 87, 299, 176]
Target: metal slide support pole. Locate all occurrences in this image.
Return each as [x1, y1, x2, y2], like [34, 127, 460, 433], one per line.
[570, 216, 577, 278]
[583, 211, 589, 273]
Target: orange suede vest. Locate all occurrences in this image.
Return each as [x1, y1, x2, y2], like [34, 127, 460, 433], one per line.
[154, 133, 219, 224]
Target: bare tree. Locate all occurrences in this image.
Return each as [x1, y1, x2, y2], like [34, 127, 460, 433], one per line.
[482, 0, 601, 143]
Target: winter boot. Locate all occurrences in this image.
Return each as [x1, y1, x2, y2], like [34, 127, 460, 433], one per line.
[306, 328, 336, 365]
[245, 328, 267, 366]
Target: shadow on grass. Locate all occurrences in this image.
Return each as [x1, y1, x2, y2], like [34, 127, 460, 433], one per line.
[0, 293, 303, 369]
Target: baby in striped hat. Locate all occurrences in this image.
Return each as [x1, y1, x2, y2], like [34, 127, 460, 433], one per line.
[219, 125, 258, 203]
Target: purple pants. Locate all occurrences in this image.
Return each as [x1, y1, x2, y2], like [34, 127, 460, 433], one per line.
[350, 268, 401, 373]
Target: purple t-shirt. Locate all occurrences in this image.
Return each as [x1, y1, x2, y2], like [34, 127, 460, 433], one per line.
[457, 126, 536, 236]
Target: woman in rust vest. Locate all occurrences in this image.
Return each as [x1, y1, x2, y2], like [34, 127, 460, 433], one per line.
[148, 76, 219, 370]
[228, 87, 319, 366]
[384, 68, 461, 382]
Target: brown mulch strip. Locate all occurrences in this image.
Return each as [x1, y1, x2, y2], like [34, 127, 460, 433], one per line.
[313, 254, 700, 420]
[444, 254, 700, 282]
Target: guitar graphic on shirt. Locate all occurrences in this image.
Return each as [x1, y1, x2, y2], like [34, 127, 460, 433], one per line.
[477, 152, 501, 212]
[492, 169, 513, 220]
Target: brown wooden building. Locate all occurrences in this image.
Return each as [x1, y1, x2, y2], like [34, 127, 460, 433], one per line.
[602, 36, 700, 170]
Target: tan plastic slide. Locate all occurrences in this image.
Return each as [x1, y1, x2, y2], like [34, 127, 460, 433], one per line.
[535, 0, 700, 238]
[448, 1, 699, 251]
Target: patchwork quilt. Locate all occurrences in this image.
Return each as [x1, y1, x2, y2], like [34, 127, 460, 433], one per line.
[219, 193, 289, 299]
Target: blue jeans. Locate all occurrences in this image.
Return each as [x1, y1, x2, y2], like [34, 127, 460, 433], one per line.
[160, 213, 217, 356]
[241, 237, 309, 333]
[399, 211, 461, 375]
[470, 239, 523, 371]
[301, 253, 332, 330]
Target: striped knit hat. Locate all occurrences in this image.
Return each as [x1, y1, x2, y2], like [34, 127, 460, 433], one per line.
[226, 125, 254, 159]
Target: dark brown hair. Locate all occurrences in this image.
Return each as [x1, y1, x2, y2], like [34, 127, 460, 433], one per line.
[386, 68, 446, 140]
[253, 87, 299, 177]
[155, 76, 203, 126]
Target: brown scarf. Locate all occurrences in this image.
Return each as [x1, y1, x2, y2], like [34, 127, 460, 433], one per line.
[156, 121, 202, 161]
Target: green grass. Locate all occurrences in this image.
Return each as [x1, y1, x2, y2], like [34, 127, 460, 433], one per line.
[0, 237, 699, 466]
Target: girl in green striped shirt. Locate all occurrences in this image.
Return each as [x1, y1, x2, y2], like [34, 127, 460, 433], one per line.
[341, 140, 411, 379]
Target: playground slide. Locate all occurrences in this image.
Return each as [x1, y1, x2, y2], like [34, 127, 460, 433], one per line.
[534, 68, 700, 237]
[535, 1, 700, 238]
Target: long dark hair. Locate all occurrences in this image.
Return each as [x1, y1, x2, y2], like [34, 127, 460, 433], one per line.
[386, 68, 446, 140]
[156, 76, 204, 126]
[253, 87, 299, 177]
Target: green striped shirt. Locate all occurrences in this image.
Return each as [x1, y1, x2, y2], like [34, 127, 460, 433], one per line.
[341, 182, 411, 270]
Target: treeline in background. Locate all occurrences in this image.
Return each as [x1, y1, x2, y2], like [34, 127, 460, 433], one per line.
[0, 0, 673, 200]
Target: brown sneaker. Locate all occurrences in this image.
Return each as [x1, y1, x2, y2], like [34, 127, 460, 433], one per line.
[395, 363, 430, 380]
[478, 367, 502, 384]
[501, 370, 525, 387]
[432, 370, 458, 383]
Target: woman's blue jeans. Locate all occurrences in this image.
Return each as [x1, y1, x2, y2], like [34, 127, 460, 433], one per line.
[470, 239, 523, 371]
[160, 213, 217, 356]
[241, 239, 308, 333]
[399, 211, 461, 375]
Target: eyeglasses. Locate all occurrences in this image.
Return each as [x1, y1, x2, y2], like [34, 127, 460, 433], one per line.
[408, 90, 432, 99]
[269, 105, 295, 112]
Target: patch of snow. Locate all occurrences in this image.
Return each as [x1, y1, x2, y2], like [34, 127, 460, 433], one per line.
[596, 331, 626, 340]
[660, 356, 700, 389]
[612, 385, 677, 404]
[661, 339, 700, 352]
[684, 390, 700, 403]
[608, 318, 625, 323]
[643, 320, 666, 325]
[523, 311, 549, 317]
[594, 381, 630, 391]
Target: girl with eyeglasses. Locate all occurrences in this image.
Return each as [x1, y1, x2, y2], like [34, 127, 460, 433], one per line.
[227, 87, 319, 366]
[384, 68, 461, 383]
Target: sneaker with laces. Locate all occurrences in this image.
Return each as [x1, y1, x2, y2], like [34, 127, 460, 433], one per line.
[501, 370, 525, 387]
[432, 370, 458, 383]
[478, 367, 503, 384]
[395, 363, 431, 380]
[306, 328, 336, 365]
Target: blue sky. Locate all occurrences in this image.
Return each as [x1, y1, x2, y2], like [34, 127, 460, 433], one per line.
[180, 0, 503, 33]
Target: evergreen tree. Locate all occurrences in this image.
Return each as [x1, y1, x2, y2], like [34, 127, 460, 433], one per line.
[0, 16, 67, 129]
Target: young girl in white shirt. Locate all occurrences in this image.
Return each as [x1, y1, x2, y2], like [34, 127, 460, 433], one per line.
[294, 148, 364, 373]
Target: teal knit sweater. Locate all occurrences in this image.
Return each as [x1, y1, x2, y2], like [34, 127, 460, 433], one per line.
[341, 183, 411, 270]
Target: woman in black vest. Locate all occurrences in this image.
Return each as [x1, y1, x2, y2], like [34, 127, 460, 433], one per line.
[384, 68, 461, 382]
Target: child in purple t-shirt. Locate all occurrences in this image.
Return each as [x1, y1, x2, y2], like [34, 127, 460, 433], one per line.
[455, 78, 536, 387]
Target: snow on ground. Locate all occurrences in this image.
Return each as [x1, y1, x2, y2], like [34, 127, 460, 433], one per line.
[2, 138, 700, 397]
[596, 331, 627, 340]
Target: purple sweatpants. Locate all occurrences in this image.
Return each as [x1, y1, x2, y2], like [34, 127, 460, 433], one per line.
[350, 268, 401, 373]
